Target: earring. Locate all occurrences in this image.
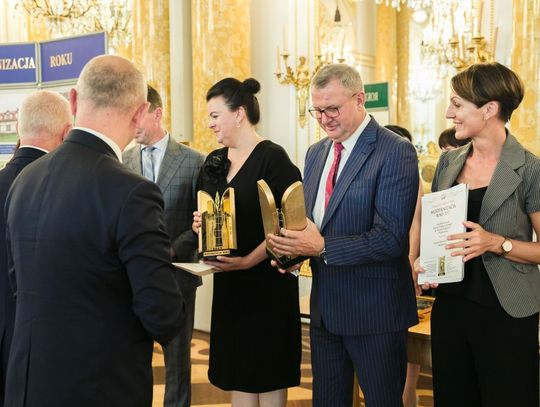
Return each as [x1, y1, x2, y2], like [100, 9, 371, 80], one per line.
[235, 120, 241, 128]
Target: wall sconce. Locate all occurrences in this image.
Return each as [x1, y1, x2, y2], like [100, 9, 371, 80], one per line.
[275, 51, 327, 128]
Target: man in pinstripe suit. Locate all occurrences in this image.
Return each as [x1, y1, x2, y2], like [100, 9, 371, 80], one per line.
[123, 85, 204, 407]
[269, 64, 419, 407]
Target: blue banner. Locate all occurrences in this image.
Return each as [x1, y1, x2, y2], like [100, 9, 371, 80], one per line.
[40, 32, 106, 83]
[0, 43, 38, 85]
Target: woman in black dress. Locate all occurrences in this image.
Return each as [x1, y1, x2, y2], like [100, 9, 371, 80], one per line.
[192, 77, 301, 407]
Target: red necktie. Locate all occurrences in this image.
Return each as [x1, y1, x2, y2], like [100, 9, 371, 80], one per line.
[325, 142, 344, 208]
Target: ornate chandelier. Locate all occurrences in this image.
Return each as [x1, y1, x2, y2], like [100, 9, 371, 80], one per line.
[374, 0, 434, 11]
[16, 0, 132, 52]
[373, 0, 495, 72]
[420, 0, 495, 72]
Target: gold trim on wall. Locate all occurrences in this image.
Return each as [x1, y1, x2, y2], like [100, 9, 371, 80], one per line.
[129, 0, 171, 131]
[190, 0, 251, 154]
[510, 0, 540, 156]
[374, 4, 410, 129]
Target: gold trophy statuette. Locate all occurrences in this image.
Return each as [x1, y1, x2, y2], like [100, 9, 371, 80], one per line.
[197, 188, 237, 259]
[257, 179, 308, 269]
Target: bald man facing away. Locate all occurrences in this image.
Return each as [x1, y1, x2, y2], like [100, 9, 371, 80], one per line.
[4, 55, 185, 407]
[0, 90, 71, 407]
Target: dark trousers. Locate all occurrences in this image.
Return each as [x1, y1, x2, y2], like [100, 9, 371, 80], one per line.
[310, 322, 407, 407]
[431, 293, 539, 407]
[162, 287, 197, 407]
[0, 298, 15, 407]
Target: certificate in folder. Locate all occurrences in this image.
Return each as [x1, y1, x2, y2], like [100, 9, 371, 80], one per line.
[419, 183, 468, 284]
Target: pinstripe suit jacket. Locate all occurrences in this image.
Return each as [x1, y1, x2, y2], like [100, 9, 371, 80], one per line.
[305, 117, 419, 336]
[123, 137, 205, 290]
[432, 133, 540, 318]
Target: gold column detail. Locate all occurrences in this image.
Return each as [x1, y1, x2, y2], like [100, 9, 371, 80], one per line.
[375, 4, 410, 129]
[396, 7, 411, 131]
[130, 0, 171, 130]
[375, 4, 397, 123]
[191, 0, 251, 154]
[510, 0, 540, 156]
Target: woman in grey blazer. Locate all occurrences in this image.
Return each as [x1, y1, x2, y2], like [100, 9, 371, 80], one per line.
[419, 62, 540, 407]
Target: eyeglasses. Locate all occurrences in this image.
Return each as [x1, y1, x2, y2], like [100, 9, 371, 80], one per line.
[308, 93, 358, 120]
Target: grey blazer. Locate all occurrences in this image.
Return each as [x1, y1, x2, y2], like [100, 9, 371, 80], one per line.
[123, 136, 205, 290]
[432, 133, 540, 318]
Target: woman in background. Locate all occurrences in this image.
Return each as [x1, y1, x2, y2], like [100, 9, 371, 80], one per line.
[437, 127, 469, 152]
[419, 62, 540, 407]
[192, 77, 301, 407]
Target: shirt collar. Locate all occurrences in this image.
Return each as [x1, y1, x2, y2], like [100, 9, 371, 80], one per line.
[18, 145, 49, 154]
[339, 113, 371, 152]
[73, 126, 123, 162]
[141, 132, 169, 152]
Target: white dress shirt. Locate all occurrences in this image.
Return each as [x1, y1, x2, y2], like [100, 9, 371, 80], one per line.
[312, 114, 371, 229]
[141, 133, 169, 180]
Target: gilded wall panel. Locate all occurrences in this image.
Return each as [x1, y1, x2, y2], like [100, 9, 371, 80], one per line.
[375, 4, 397, 123]
[191, 0, 251, 154]
[510, 0, 540, 156]
[374, 4, 410, 129]
[130, 0, 171, 131]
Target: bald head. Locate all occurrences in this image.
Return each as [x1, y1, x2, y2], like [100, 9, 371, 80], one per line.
[71, 55, 148, 149]
[17, 90, 72, 150]
[76, 55, 147, 113]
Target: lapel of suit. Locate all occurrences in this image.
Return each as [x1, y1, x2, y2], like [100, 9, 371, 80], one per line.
[435, 144, 471, 191]
[125, 146, 142, 175]
[479, 133, 525, 224]
[156, 137, 185, 191]
[319, 118, 377, 232]
[305, 139, 332, 220]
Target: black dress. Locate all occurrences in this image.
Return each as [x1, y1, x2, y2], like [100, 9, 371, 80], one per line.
[431, 187, 539, 407]
[198, 140, 302, 393]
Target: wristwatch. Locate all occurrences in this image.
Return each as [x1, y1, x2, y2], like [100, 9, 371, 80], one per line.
[319, 247, 327, 263]
[501, 238, 513, 257]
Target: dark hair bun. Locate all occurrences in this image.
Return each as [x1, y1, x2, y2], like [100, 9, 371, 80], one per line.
[242, 78, 261, 94]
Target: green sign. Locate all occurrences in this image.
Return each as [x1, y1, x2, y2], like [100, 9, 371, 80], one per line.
[364, 82, 389, 111]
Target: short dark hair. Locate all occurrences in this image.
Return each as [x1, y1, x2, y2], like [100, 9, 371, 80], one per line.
[206, 77, 261, 125]
[385, 125, 412, 142]
[147, 84, 163, 112]
[438, 127, 469, 149]
[451, 62, 524, 122]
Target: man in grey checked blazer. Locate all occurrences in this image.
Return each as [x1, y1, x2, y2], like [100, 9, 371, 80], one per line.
[269, 64, 419, 407]
[123, 85, 204, 407]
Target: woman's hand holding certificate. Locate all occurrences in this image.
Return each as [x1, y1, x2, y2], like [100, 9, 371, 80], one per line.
[418, 183, 468, 285]
[445, 220, 506, 262]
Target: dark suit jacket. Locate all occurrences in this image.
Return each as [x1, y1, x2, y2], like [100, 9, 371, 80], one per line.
[432, 133, 540, 317]
[123, 137, 205, 291]
[304, 117, 419, 336]
[0, 147, 45, 406]
[4, 130, 184, 407]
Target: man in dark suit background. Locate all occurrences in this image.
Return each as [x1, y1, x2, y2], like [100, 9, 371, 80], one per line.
[0, 90, 72, 407]
[4, 55, 184, 407]
[123, 85, 204, 407]
[269, 64, 419, 407]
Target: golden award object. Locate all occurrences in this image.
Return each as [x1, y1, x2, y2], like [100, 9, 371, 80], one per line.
[257, 179, 308, 269]
[197, 188, 237, 259]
